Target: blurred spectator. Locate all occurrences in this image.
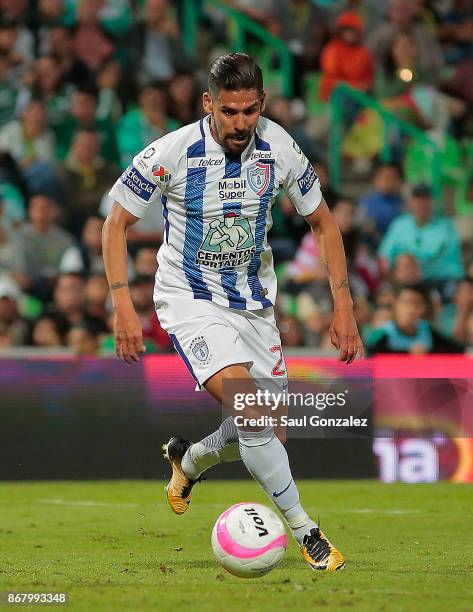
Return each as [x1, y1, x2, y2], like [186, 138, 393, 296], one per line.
[436, 0, 473, 65]
[436, 276, 473, 343]
[285, 230, 324, 286]
[84, 273, 109, 323]
[271, 157, 333, 262]
[168, 72, 200, 126]
[0, 14, 34, 71]
[0, 0, 29, 22]
[391, 252, 442, 317]
[100, 192, 164, 250]
[96, 58, 123, 122]
[272, 0, 330, 96]
[374, 31, 428, 100]
[227, 0, 276, 29]
[378, 183, 464, 288]
[357, 162, 404, 239]
[58, 85, 120, 163]
[48, 25, 93, 89]
[0, 275, 29, 347]
[130, 274, 172, 351]
[59, 215, 105, 276]
[367, 284, 463, 354]
[0, 98, 55, 169]
[0, 179, 25, 226]
[19, 194, 75, 299]
[46, 272, 108, 335]
[319, 11, 374, 102]
[0, 98, 60, 199]
[17, 55, 75, 152]
[0, 50, 19, 127]
[67, 321, 99, 355]
[127, 0, 189, 86]
[367, 0, 444, 83]
[117, 81, 178, 169]
[57, 128, 120, 237]
[99, 0, 132, 36]
[74, 0, 115, 73]
[134, 247, 158, 276]
[29, 313, 66, 347]
[34, 0, 67, 55]
[266, 95, 317, 159]
[0, 198, 28, 288]
[441, 57, 473, 136]
[332, 197, 378, 296]
[361, 302, 392, 344]
[312, 157, 338, 210]
[391, 253, 421, 286]
[278, 313, 306, 347]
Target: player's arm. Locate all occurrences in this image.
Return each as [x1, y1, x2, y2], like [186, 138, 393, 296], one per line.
[102, 202, 146, 364]
[305, 199, 364, 364]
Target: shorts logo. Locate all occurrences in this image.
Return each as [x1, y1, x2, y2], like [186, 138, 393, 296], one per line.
[152, 164, 171, 184]
[121, 165, 157, 201]
[297, 161, 318, 197]
[247, 162, 271, 196]
[190, 336, 210, 362]
[196, 213, 255, 269]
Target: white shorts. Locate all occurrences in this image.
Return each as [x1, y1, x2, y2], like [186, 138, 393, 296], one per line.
[156, 297, 288, 390]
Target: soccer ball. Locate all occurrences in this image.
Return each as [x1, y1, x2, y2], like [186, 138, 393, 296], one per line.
[211, 502, 287, 578]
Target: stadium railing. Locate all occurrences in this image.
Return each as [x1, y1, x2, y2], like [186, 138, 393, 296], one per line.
[328, 84, 445, 211]
[182, 0, 293, 97]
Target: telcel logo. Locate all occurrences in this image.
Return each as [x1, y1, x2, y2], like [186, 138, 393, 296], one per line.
[250, 151, 272, 160]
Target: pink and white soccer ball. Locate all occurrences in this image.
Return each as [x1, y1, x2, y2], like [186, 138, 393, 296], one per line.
[211, 502, 288, 578]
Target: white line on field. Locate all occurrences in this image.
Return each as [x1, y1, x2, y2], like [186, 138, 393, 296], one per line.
[38, 498, 141, 508]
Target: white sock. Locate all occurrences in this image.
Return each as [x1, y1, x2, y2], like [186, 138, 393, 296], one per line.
[181, 418, 241, 480]
[238, 428, 317, 544]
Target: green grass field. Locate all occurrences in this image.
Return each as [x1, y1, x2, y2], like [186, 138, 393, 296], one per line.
[0, 480, 471, 612]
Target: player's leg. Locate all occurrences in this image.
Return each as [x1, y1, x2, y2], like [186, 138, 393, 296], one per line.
[204, 364, 345, 571]
[157, 299, 253, 515]
[180, 417, 240, 479]
[233, 307, 345, 570]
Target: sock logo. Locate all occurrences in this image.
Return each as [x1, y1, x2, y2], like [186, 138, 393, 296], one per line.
[272, 479, 293, 498]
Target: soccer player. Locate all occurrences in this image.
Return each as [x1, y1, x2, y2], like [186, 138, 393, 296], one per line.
[102, 53, 364, 572]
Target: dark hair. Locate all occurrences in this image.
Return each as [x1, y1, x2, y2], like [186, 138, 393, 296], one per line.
[394, 283, 428, 301]
[372, 160, 403, 180]
[208, 53, 263, 99]
[75, 83, 99, 100]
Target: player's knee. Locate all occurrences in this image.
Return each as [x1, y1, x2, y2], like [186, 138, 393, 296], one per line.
[237, 424, 274, 447]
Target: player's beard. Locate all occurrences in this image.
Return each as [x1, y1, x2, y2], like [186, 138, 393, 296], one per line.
[224, 132, 251, 154]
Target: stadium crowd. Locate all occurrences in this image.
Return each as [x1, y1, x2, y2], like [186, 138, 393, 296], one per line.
[0, 0, 472, 356]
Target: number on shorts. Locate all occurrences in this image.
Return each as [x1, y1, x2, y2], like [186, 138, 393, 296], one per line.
[270, 345, 285, 376]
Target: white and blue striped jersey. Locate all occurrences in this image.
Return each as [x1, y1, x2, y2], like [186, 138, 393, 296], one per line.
[108, 115, 322, 310]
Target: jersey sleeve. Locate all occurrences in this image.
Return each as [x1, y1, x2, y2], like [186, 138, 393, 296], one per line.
[107, 141, 174, 219]
[281, 139, 322, 217]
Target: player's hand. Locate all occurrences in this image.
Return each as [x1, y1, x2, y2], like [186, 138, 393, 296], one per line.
[113, 306, 146, 364]
[329, 305, 365, 365]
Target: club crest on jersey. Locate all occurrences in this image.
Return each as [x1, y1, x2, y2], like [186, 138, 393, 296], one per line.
[190, 336, 210, 362]
[247, 162, 271, 196]
[152, 164, 171, 184]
